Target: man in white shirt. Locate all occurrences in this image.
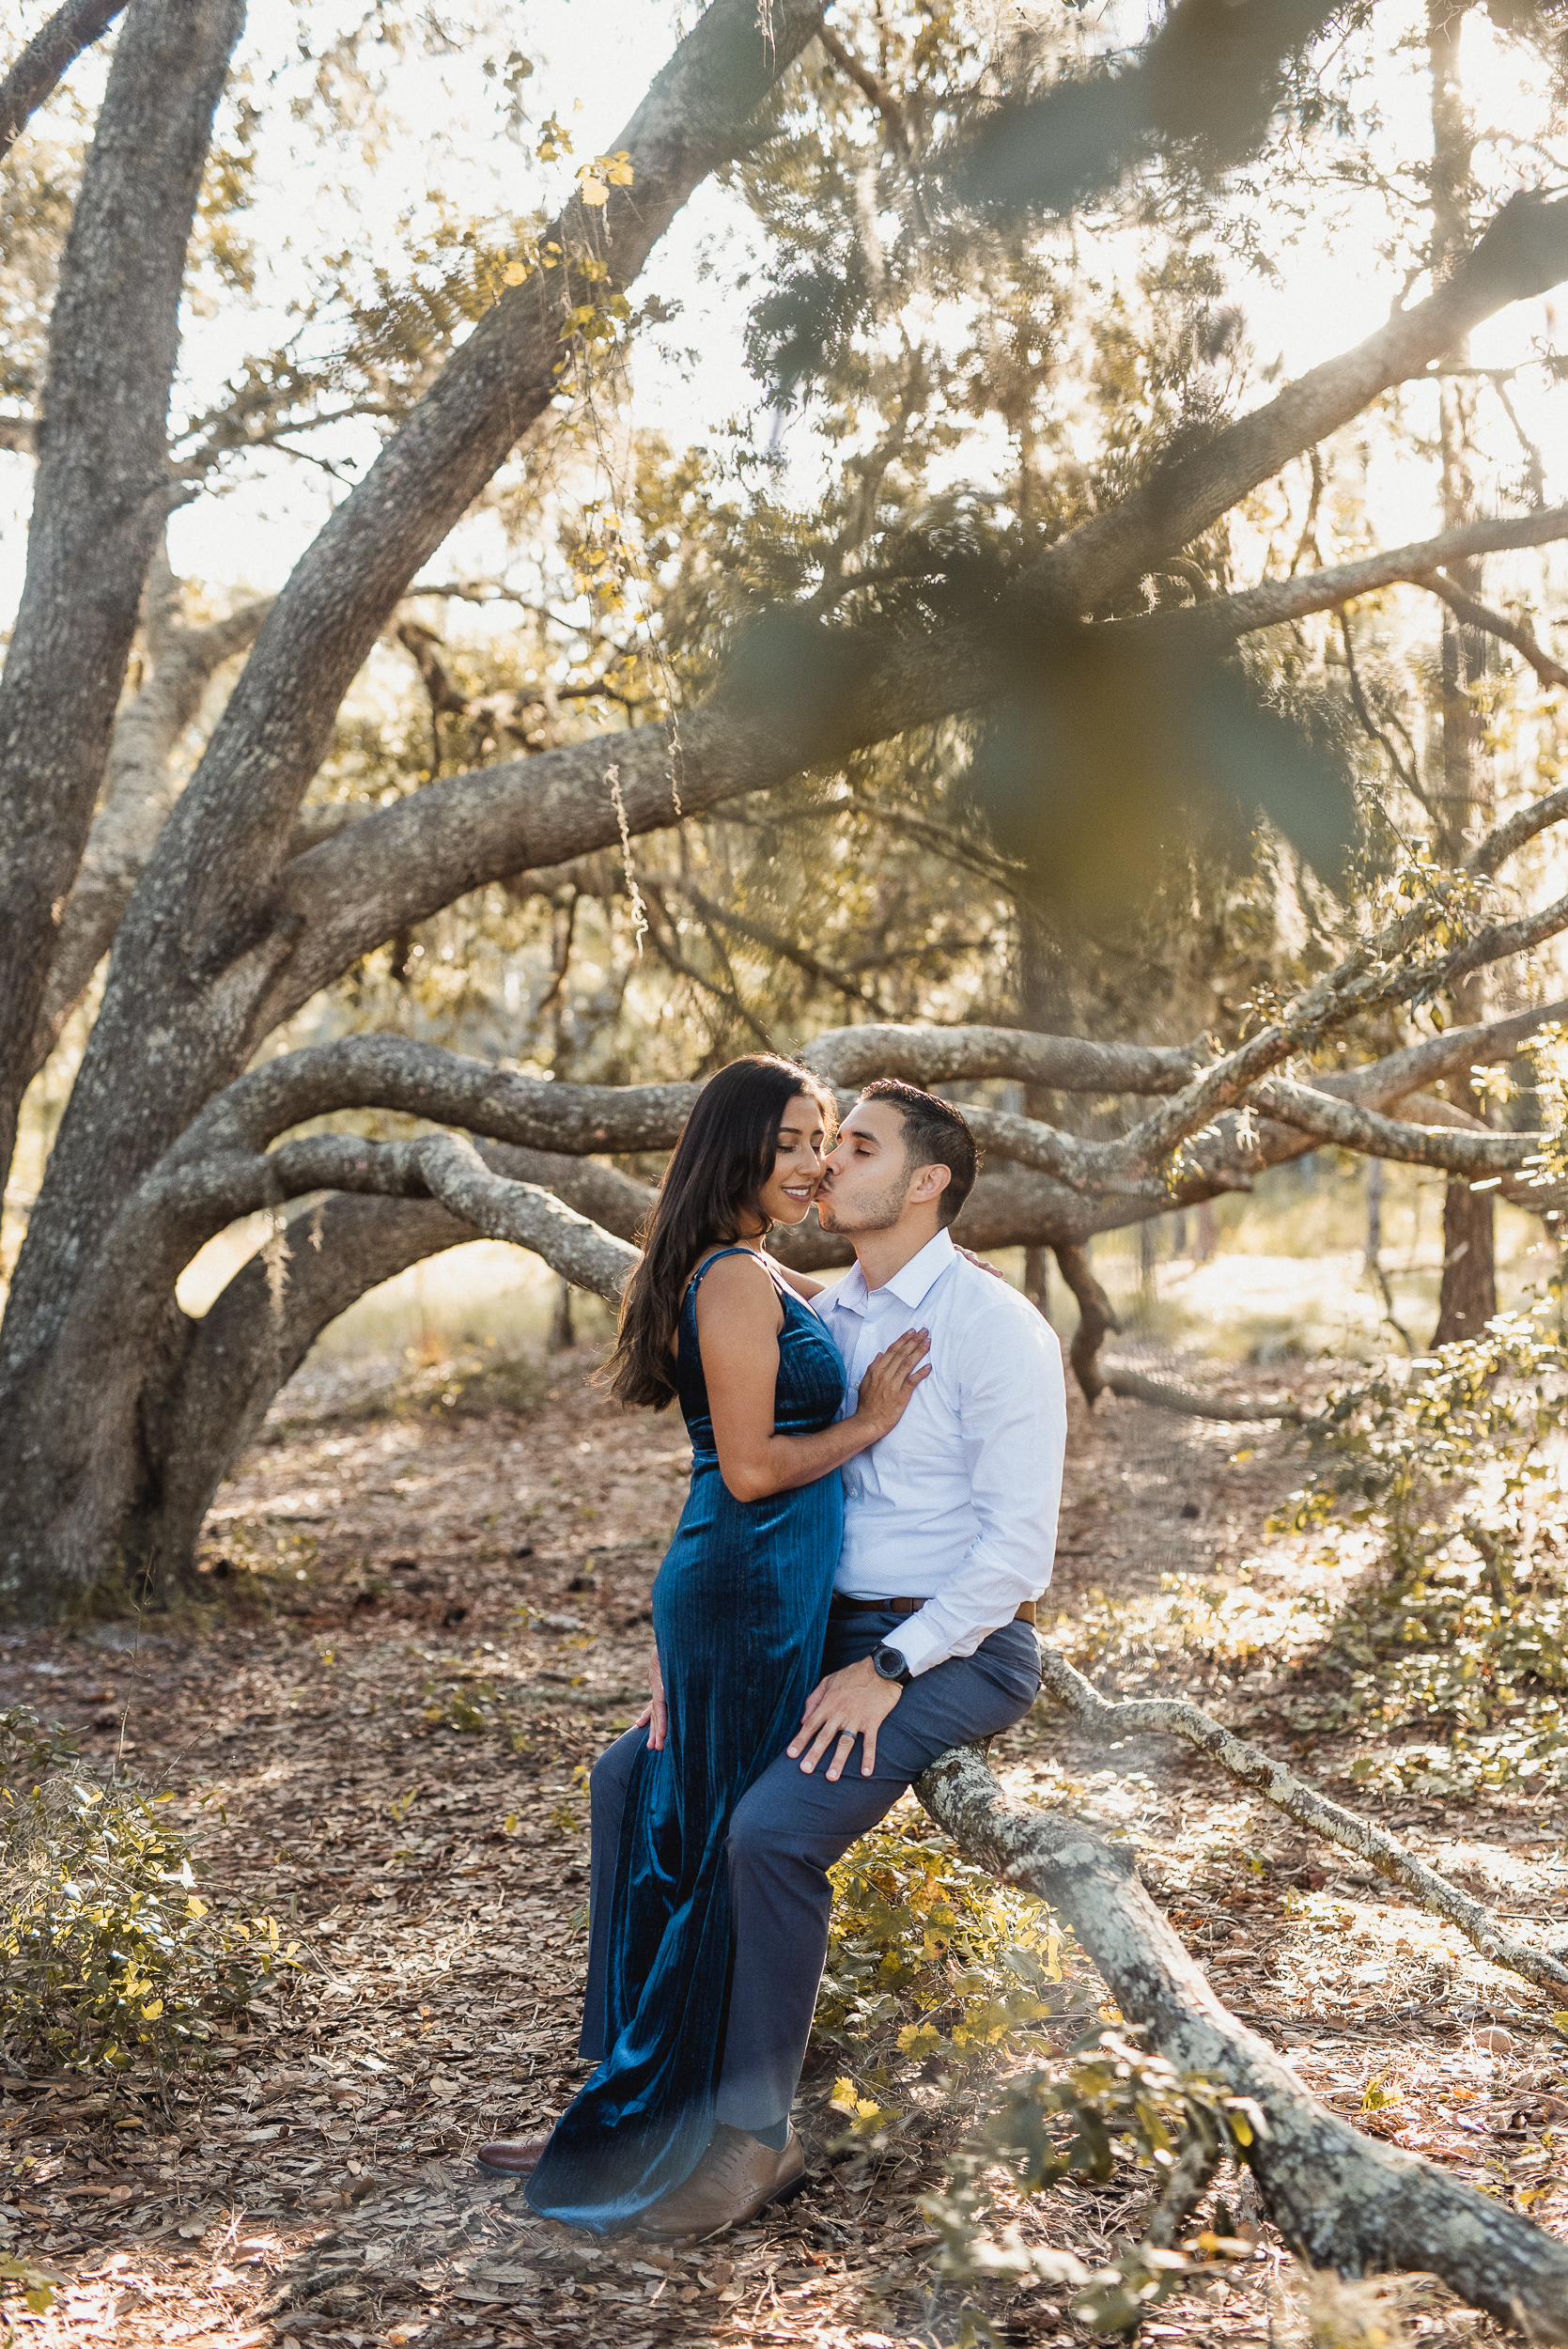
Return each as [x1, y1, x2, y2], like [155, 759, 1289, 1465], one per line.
[640, 1078, 1066, 2236]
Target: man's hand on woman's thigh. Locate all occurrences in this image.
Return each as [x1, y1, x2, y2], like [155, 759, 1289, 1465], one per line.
[787, 1657, 904, 1779]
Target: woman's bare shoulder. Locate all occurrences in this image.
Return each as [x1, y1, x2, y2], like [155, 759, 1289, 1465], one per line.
[691, 1249, 783, 1319]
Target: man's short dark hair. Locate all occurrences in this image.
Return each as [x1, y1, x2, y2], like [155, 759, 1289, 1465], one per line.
[858, 1079, 979, 1226]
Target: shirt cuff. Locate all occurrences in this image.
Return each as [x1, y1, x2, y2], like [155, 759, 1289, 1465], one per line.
[881, 1612, 944, 1678]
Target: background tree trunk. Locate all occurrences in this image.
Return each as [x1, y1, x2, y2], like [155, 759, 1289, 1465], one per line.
[1019, 903, 1071, 1321]
[1427, 0, 1497, 1346]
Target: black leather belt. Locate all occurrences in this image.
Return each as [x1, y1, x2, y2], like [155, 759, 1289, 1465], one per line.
[830, 1593, 1037, 1626]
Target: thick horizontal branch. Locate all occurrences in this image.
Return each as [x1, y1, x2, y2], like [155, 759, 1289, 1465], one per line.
[1037, 1647, 1568, 1997]
[801, 1022, 1202, 1095]
[170, 1036, 703, 1170]
[917, 1748, 1568, 2335]
[1252, 1075, 1541, 1177]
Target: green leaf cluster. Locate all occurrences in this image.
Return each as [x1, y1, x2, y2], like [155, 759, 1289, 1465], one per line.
[1271, 1294, 1568, 1576]
[1267, 1295, 1568, 1794]
[810, 1808, 1094, 2136]
[0, 1707, 300, 2075]
[925, 2030, 1262, 2334]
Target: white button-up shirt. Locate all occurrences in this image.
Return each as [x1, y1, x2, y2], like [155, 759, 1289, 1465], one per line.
[811, 1229, 1067, 1677]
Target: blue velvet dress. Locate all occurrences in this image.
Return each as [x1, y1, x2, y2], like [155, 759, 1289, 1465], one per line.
[525, 1248, 846, 2233]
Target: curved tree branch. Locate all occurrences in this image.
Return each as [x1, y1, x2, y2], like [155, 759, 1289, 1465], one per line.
[1015, 192, 1568, 626]
[1036, 1645, 1568, 1997]
[1051, 1241, 1121, 1402]
[0, 0, 127, 162]
[168, 1034, 704, 1169]
[1252, 1073, 1545, 1178]
[1418, 568, 1568, 692]
[802, 1022, 1203, 1094]
[1148, 505, 1568, 646]
[418, 1133, 641, 1298]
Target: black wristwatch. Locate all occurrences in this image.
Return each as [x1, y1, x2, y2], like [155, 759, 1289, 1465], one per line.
[871, 1642, 913, 1688]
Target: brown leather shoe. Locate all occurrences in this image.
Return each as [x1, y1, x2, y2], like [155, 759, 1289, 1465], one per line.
[639, 2124, 805, 2242]
[475, 2131, 552, 2177]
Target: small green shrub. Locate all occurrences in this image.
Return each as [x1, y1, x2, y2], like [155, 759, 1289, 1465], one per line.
[925, 2030, 1261, 2334]
[1270, 1294, 1568, 1579]
[0, 1705, 300, 2075]
[809, 1805, 1095, 2133]
[1265, 1297, 1568, 1793]
[1258, 1306, 1568, 1795]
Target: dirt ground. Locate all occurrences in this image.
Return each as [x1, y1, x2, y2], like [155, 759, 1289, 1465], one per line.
[2, 1336, 1565, 2349]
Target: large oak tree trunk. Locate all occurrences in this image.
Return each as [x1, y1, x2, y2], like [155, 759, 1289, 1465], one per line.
[0, 0, 244, 1190]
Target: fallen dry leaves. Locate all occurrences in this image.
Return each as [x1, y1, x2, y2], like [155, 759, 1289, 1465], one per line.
[0, 1341, 1562, 2348]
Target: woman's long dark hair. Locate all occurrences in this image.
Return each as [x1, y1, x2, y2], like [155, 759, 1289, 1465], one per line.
[607, 1054, 833, 1410]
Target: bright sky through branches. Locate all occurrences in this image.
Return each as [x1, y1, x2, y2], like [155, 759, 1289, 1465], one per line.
[0, 0, 1562, 627]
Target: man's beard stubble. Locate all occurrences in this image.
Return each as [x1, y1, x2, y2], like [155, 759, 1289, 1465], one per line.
[815, 1172, 909, 1235]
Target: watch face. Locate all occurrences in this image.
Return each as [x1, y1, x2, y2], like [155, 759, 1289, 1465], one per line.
[874, 1645, 902, 1680]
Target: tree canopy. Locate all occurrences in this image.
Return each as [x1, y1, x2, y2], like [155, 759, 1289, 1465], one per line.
[0, 0, 1566, 1595]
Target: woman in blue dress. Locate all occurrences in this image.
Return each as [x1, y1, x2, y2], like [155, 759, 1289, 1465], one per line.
[486, 1055, 930, 2234]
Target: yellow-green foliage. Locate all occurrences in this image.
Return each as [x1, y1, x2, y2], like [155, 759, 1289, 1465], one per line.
[811, 1807, 1094, 2131]
[1271, 1295, 1568, 1573]
[926, 2032, 1262, 2335]
[1265, 1297, 1568, 1796]
[0, 1707, 298, 2075]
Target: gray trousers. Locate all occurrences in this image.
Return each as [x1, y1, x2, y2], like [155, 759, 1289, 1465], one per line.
[581, 1610, 1042, 2134]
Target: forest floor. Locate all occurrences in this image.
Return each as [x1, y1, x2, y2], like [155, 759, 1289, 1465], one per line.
[2, 1328, 1566, 2349]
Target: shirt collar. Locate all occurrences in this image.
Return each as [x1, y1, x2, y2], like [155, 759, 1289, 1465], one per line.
[881, 1227, 956, 1307]
[830, 1226, 955, 1318]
